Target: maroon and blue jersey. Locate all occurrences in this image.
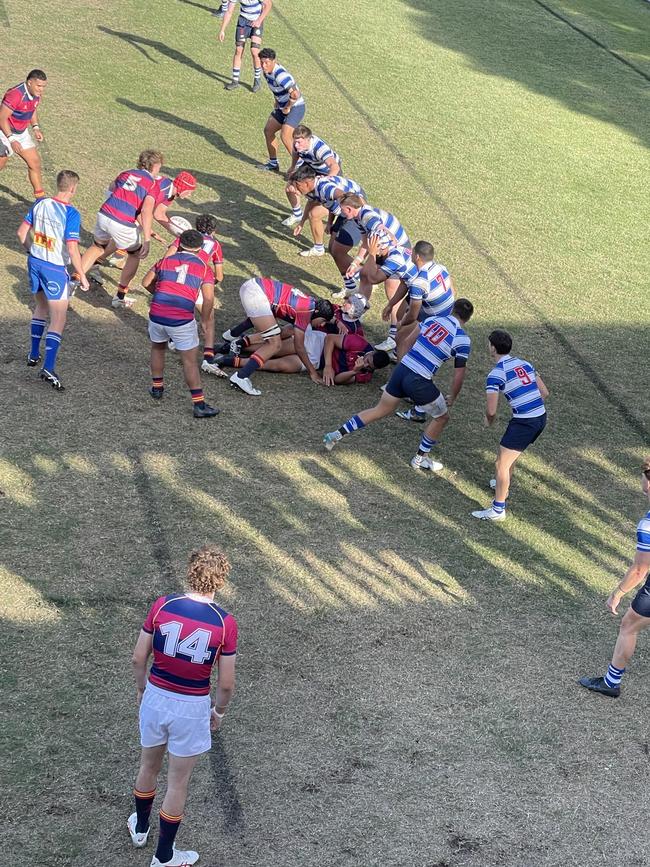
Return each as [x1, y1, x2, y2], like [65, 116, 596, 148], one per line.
[332, 332, 374, 383]
[149, 251, 214, 326]
[172, 233, 223, 268]
[99, 169, 157, 227]
[2, 83, 40, 133]
[153, 175, 175, 207]
[257, 276, 315, 331]
[143, 593, 238, 697]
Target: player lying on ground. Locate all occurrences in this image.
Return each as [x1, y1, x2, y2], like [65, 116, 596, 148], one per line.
[81, 149, 163, 308]
[258, 48, 305, 171]
[17, 170, 89, 391]
[142, 230, 219, 418]
[323, 299, 474, 473]
[282, 125, 342, 227]
[579, 459, 650, 698]
[129, 545, 237, 867]
[471, 329, 549, 521]
[0, 69, 48, 198]
[220, 0, 272, 92]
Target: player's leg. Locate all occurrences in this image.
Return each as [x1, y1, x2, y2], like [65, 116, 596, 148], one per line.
[284, 181, 303, 225]
[358, 260, 386, 300]
[323, 390, 402, 449]
[153, 753, 202, 866]
[0, 154, 8, 173]
[279, 119, 296, 158]
[396, 321, 418, 360]
[130, 744, 166, 843]
[472, 445, 519, 521]
[114, 248, 142, 308]
[262, 115, 283, 169]
[38, 274, 69, 388]
[226, 38, 246, 89]
[300, 203, 327, 256]
[149, 335, 167, 399]
[229, 280, 282, 395]
[260, 355, 304, 373]
[327, 220, 358, 294]
[411, 393, 450, 473]
[377, 276, 401, 350]
[20, 146, 45, 197]
[580, 603, 650, 698]
[178, 333, 219, 417]
[27, 261, 49, 366]
[250, 39, 263, 91]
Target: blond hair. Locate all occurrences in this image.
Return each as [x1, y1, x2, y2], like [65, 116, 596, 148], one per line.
[137, 149, 164, 171]
[339, 193, 364, 209]
[185, 545, 230, 594]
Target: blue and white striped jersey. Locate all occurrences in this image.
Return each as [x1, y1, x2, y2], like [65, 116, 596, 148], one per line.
[378, 246, 418, 282]
[485, 355, 545, 418]
[637, 511, 650, 553]
[401, 314, 471, 379]
[295, 135, 340, 174]
[409, 261, 454, 317]
[228, 0, 262, 21]
[355, 205, 411, 250]
[309, 175, 364, 215]
[23, 197, 81, 267]
[264, 63, 304, 108]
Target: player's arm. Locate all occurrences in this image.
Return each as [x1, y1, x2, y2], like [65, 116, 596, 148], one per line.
[283, 84, 301, 114]
[293, 199, 315, 236]
[293, 327, 321, 383]
[153, 202, 177, 236]
[213, 261, 224, 284]
[346, 239, 369, 278]
[323, 332, 345, 386]
[218, 1, 236, 38]
[253, 0, 272, 26]
[199, 280, 215, 334]
[132, 629, 153, 704]
[399, 295, 420, 327]
[16, 218, 32, 250]
[447, 359, 468, 408]
[31, 108, 44, 141]
[141, 266, 157, 293]
[607, 552, 650, 615]
[0, 103, 23, 154]
[325, 155, 341, 176]
[484, 390, 499, 426]
[381, 281, 409, 321]
[212, 653, 236, 731]
[66, 241, 90, 291]
[536, 373, 549, 400]
[138, 196, 154, 258]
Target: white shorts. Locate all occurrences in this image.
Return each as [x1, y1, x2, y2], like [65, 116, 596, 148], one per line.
[0, 127, 36, 156]
[299, 326, 326, 371]
[239, 277, 273, 320]
[93, 212, 142, 251]
[420, 393, 448, 418]
[148, 318, 199, 351]
[139, 683, 211, 757]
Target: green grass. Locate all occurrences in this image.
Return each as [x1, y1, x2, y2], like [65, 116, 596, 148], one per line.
[1, 0, 649, 865]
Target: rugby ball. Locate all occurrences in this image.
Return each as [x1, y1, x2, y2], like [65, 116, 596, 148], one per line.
[169, 216, 193, 235]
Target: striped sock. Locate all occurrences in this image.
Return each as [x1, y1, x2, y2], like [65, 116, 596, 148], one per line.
[133, 788, 156, 834]
[203, 347, 215, 362]
[254, 65, 262, 80]
[152, 376, 164, 391]
[267, 157, 279, 167]
[414, 405, 426, 414]
[418, 435, 437, 455]
[389, 325, 397, 339]
[339, 415, 365, 436]
[240, 351, 265, 379]
[30, 317, 46, 359]
[231, 67, 241, 83]
[604, 664, 625, 689]
[190, 388, 205, 404]
[343, 275, 357, 292]
[292, 205, 303, 218]
[492, 500, 506, 514]
[155, 810, 182, 864]
[43, 331, 62, 372]
[220, 0, 228, 10]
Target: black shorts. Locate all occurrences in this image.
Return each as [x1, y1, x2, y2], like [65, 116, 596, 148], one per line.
[385, 364, 440, 405]
[631, 579, 650, 617]
[331, 216, 361, 248]
[500, 413, 546, 451]
[236, 16, 263, 44]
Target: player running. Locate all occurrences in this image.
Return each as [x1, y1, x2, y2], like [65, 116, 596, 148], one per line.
[220, 0, 272, 92]
[258, 48, 305, 172]
[579, 459, 650, 698]
[471, 330, 549, 521]
[226, 276, 334, 395]
[323, 299, 474, 472]
[129, 545, 237, 867]
[142, 230, 219, 418]
[282, 125, 342, 228]
[16, 170, 89, 391]
[81, 149, 163, 308]
[0, 70, 48, 198]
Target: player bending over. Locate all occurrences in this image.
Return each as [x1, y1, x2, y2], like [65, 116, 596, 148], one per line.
[282, 125, 342, 227]
[471, 329, 549, 521]
[0, 70, 48, 198]
[17, 170, 89, 391]
[258, 48, 305, 172]
[142, 230, 219, 418]
[220, 0, 272, 92]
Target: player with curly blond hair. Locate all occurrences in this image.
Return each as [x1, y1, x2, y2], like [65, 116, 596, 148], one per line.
[128, 545, 238, 866]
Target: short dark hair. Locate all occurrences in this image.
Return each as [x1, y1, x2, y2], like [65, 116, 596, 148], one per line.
[292, 166, 317, 183]
[413, 240, 434, 262]
[56, 170, 79, 191]
[453, 298, 474, 323]
[488, 329, 512, 355]
[312, 299, 334, 321]
[293, 125, 312, 138]
[179, 229, 204, 251]
[259, 48, 276, 60]
[27, 69, 47, 82]
[196, 214, 218, 235]
[643, 457, 650, 481]
[371, 350, 390, 369]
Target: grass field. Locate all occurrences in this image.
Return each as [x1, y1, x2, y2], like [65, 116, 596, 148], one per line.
[1, 1, 649, 865]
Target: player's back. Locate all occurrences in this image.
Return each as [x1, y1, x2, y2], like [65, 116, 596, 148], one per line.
[357, 205, 410, 250]
[402, 314, 466, 378]
[26, 197, 80, 267]
[150, 251, 210, 325]
[418, 262, 454, 316]
[487, 356, 545, 418]
[100, 168, 156, 226]
[260, 277, 314, 328]
[298, 136, 340, 172]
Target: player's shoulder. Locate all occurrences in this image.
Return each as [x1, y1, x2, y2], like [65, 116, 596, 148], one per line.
[638, 512, 650, 532]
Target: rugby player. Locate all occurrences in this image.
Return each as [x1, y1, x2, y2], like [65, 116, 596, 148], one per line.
[142, 230, 219, 418]
[322, 333, 390, 386]
[258, 48, 305, 172]
[80, 149, 163, 308]
[16, 170, 89, 391]
[472, 330, 549, 521]
[129, 545, 237, 866]
[227, 276, 334, 395]
[282, 125, 342, 228]
[219, 0, 272, 92]
[0, 70, 47, 198]
[152, 171, 197, 236]
[323, 299, 474, 472]
[579, 459, 650, 698]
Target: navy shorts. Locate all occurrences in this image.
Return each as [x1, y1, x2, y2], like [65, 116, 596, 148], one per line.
[331, 215, 361, 248]
[500, 413, 547, 451]
[236, 16, 263, 44]
[271, 104, 306, 128]
[631, 579, 650, 617]
[385, 364, 440, 405]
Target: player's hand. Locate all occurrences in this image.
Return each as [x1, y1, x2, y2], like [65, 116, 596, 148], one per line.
[336, 319, 348, 335]
[33, 128, 44, 142]
[483, 414, 491, 427]
[11, 140, 23, 155]
[138, 241, 151, 259]
[293, 223, 304, 237]
[345, 263, 359, 279]
[606, 588, 624, 615]
[353, 356, 366, 371]
[381, 304, 391, 322]
[136, 688, 143, 706]
[367, 234, 381, 257]
[323, 365, 335, 387]
[210, 708, 223, 731]
[324, 223, 332, 235]
[79, 275, 90, 292]
[309, 370, 323, 385]
[282, 107, 290, 115]
[285, 181, 297, 191]
[252, 16, 262, 26]
[218, 29, 226, 42]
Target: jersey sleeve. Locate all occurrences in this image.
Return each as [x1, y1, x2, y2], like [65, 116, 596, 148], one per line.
[486, 365, 505, 392]
[453, 333, 471, 362]
[211, 240, 223, 265]
[293, 309, 312, 331]
[142, 596, 166, 634]
[221, 614, 238, 655]
[23, 205, 35, 226]
[201, 264, 215, 286]
[64, 207, 81, 242]
[2, 88, 19, 111]
[637, 519, 650, 553]
[408, 275, 427, 300]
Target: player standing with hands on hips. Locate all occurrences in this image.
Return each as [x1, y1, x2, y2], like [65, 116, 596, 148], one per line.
[128, 545, 238, 866]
